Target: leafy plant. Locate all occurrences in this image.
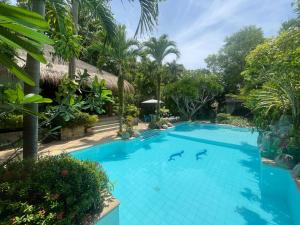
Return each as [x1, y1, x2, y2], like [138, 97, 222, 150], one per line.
[0, 3, 52, 85]
[205, 26, 264, 93]
[125, 104, 140, 118]
[0, 155, 110, 225]
[143, 34, 180, 118]
[165, 71, 223, 121]
[148, 118, 168, 129]
[216, 113, 250, 128]
[82, 76, 113, 115]
[1, 84, 52, 116]
[99, 25, 140, 132]
[0, 114, 23, 130]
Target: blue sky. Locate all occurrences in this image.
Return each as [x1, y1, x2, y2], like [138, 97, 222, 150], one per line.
[11, 0, 296, 69]
[111, 0, 296, 69]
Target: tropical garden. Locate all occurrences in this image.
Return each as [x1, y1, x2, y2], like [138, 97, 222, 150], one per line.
[0, 0, 300, 224]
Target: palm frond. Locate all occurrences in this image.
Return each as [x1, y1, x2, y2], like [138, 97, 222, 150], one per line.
[131, 0, 159, 36]
[0, 3, 52, 86]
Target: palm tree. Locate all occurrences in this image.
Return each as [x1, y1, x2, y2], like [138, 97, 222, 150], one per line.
[143, 34, 180, 118]
[109, 25, 139, 132]
[166, 60, 185, 82]
[67, 0, 159, 78]
[23, 0, 46, 160]
[66, 0, 115, 78]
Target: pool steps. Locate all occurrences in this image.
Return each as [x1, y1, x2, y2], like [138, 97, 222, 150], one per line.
[140, 130, 161, 140]
[89, 116, 119, 134]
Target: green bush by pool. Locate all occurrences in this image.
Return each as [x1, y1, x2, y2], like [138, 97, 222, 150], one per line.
[0, 155, 110, 225]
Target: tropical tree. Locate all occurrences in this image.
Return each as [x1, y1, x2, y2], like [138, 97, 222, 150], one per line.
[165, 71, 223, 120]
[102, 25, 139, 132]
[164, 60, 185, 83]
[0, 2, 52, 159]
[279, 18, 300, 33]
[68, 0, 160, 78]
[241, 28, 300, 128]
[241, 28, 300, 92]
[205, 26, 264, 94]
[0, 3, 51, 85]
[143, 34, 180, 118]
[23, 0, 47, 160]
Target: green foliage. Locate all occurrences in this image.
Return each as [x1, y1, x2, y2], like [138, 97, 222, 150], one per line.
[98, 25, 140, 132]
[130, 0, 160, 36]
[148, 118, 168, 129]
[143, 34, 180, 65]
[0, 155, 110, 225]
[0, 3, 52, 86]
[54, 77, 83, 121]
[241, 28, 300, 130]
[240, 25, 300, 162]
[143, 34, 180, 118]
[0, 114, 23, 130]
[164, 60, 185, 83]
[81, 76, 113, 115]
[125, 104, 140, 118]
[279, 18, 300, 33]
[242, 29, 300, 92]
[47, 108, 98, 129]
[216, 113, 250, 128]
[45, 0, 82, 61]
[205, 26, 264, 93]
[165, 71, 223, 120]
[1, 84, 52, 116]
[4, 84, 52, 105]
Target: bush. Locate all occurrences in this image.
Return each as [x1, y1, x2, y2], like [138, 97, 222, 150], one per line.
[53, 111, 98, 128]
[124, 104, 140, 118]
[216, 113, 250, 127]
[0, 155, 110, 225]
[0, 114, 23, 130]
[148, 118, 169, 129]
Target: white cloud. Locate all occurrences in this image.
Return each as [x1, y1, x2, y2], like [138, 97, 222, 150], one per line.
[171, 0, 295, 69]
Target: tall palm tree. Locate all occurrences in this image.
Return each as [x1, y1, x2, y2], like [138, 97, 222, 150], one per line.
[67, 0, 116, 78]
[23, 0, 46, 160]
[143, 34, 180, 118]
[109, 25, 139, 132]
[166, 60, 185, 82]
[67, 0, 160, 78]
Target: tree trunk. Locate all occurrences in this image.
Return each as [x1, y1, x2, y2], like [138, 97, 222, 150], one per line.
[23, 0, 45, 160]
[156, 70, 161, 120]
[69, 0, 79, 78]
[118, 67, 124, 133]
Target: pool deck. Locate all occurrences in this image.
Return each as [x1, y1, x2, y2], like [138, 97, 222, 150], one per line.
[0, 123, 149, 162]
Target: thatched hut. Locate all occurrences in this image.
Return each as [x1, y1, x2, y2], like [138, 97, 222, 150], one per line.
[0, 46, 134, 93]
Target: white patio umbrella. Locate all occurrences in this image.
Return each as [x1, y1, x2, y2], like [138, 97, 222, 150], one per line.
[141, 99, 164, 104]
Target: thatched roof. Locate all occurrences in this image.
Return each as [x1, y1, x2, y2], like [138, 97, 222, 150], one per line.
[17, 46, 134, 93]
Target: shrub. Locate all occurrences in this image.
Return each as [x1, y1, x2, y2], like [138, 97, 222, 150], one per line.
[118, 126, 135, 140]
[0, 155, 110, 225]
[124, 104, 140, 118]
[0, 114, 23, 130]
[216, 113, 250, 127]
[53, 111, 98, 128]
[148, 118, 169, 129]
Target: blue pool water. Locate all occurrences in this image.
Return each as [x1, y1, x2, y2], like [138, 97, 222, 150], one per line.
[72, 123, 300, 225]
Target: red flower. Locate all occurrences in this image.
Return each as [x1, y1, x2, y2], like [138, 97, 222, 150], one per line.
[56, 211, 64, 220]
[60, 169, 68, 177]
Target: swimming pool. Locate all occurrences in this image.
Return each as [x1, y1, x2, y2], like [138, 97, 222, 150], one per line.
[72, 123, 300, 225]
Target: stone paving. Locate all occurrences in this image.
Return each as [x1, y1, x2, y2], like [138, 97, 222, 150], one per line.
[0, 123, 149, 162]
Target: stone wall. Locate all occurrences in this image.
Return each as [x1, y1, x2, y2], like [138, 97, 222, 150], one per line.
[258, 115, 299, 169]
[61, 126, 86, 141]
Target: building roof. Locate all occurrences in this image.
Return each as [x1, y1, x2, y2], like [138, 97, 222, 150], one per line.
[17, 46, 134, 93]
